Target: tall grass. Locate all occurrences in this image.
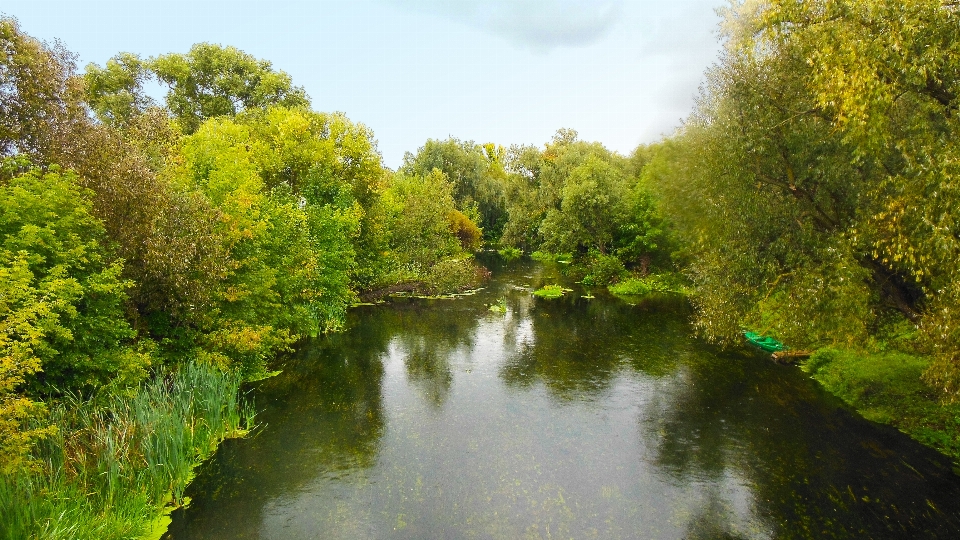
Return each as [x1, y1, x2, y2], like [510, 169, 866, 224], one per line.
[0, 362, 254, 540]
[802, 348, 960, 462]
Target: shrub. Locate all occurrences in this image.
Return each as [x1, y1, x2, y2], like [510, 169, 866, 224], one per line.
[533, 284, 566, 299]
[580, 252, 626, 286]
[608, 273, 688, 296]
[497, 247, 522, 261]
[447, 209, 483, 252]
[424, 258, 487, 295]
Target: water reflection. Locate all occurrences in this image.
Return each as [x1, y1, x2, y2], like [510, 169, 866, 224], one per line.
[164, 314, 389, 539]
[167, 259, 960, 539]
[644, 344, 960, 538]
[500, 291, 689, 400]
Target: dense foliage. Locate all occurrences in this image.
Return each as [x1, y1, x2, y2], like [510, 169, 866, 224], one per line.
[648, 0, 960, 397]
[400, 130, 676, 285]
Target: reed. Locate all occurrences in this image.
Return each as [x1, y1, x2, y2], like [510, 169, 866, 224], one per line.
[0, 361, 254, 540]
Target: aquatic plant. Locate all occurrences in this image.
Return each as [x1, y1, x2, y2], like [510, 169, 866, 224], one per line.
[0, 361, 254, 540]
[608, 273, 688, 296]
[533, 285, 568, 299]
[497, 247, 522, 262]
[488, 297, 508, 313]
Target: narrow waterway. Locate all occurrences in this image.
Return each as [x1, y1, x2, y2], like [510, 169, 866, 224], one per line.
[165, 259, 960, 539]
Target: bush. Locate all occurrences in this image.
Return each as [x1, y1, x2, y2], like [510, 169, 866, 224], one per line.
[533, 284, 566, 299]
[579, 252, 626, 286]
[608, 278, 652, 296]
[497, 247, 522, 261]
[424, 258, 488, 295]
[447, 209, 483, 252]
[608, 273, 688, 296]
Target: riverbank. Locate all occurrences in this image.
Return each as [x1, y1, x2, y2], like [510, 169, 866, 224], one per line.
[802, 348, 960, 465]
[0, 362, 253, 540]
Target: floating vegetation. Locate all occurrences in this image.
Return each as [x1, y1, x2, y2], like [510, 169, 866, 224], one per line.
[391, 287, 486, 300]
[533, 284, 571, 299]
[488, 297, 508, 313]
[608, 273, 689, 297]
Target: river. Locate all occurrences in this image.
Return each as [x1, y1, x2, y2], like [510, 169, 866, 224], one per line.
[164, 258, 960, 539]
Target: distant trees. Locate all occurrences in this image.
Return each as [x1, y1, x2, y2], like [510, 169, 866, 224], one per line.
[496, 130, 674, 280]
[401, 138, 508, 240]
[400, 131, 677, 285]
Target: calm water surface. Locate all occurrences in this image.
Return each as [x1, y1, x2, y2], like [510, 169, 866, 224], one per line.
[166, 259, 960, 539]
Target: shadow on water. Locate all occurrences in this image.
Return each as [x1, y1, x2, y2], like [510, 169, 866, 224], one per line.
[163, 315, 390, 539]
[166, 258, 960, 539]
[645, 343, 960, 539]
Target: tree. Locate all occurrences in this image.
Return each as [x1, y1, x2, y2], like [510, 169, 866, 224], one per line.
[0, 17, 87, 160]
[382, 169, 463, 275]
[150, 43, 309, 134]
[166, 105, 387, 373]
[650, 0, 960, 398]
[0, 164, 147, 394]
[83, 52, 154, 128]
[86, 43, 310, 135]
[401, 138, 507, 240]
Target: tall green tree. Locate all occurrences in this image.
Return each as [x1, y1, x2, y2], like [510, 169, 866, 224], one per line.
[651, 0, 960, 399]
[86, 43, 310, 134]
[401, 138, 507, 240]
[166, 105, 387, 373]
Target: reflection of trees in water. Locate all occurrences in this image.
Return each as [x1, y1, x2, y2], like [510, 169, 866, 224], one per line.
[386, 298, 483, 407]
[682, 484, 755, 540]
[643, 349, 960, 539]
[404, 348, 453, 407]
[500, 293, 691, 401]
[166, 307, 395, 539]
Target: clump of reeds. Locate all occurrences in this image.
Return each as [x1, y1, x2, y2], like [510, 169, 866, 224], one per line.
[0, 361, 254, 540]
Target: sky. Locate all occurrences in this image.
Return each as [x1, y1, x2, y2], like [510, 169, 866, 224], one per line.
[2, 0, 725, 168]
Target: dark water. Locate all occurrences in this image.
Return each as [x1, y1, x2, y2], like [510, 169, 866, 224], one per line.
[166, 259, 960, 539]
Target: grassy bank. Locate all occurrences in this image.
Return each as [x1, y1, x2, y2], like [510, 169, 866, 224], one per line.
[0, 362, 254, 540]
[608, 273, 689, 297]
[802, 348, 960, 463]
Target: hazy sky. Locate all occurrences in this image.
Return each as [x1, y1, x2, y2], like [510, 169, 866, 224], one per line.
[2, 0, 724, 167]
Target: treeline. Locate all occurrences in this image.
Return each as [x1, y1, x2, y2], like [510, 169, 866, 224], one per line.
[630, 0, 960, 459]
[401, 131, 675, 286]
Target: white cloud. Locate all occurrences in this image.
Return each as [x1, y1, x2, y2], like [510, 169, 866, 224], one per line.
[382, 0, 624, 50]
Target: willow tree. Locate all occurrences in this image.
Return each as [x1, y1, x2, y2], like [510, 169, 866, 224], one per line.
[652, 0, 960, 396]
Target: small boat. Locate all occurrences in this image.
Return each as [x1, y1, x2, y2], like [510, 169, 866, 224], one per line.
[744, 331, 786, 353]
